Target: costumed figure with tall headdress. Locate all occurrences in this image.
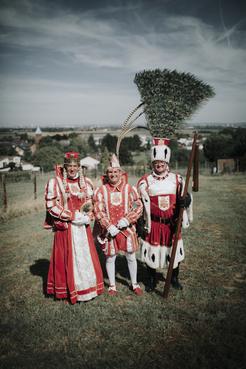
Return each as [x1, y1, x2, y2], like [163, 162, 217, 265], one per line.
[44, 151, 104, 303]
[129, 68, 215, 292]
[93, 153, 143, 296]
[137, 138, 192, 291]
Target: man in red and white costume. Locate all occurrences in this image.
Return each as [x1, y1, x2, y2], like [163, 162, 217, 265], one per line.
[137, 138, 192, 292]
[93, 154, 143, 296]
[44, 151, 104, 303]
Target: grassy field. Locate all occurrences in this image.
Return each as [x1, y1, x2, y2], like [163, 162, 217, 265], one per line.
[0, 174, 246, 369]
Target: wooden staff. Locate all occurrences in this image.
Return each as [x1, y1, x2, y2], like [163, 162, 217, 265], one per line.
[192, 142, 199, 192]
[163, 132, 198, 298]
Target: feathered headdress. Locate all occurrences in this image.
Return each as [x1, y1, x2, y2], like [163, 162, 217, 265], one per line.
[134, 68, 215, 137]
[116, 68, 215, 158]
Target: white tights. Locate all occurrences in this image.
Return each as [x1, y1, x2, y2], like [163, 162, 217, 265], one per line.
[106, 252, 138, 287]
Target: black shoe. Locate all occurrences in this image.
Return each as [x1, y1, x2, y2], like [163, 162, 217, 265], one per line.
[171, 265, 183, 290]
[145, 266, 157, 292]
[171, 276, 183, 290]
[145, 278, 156, 292]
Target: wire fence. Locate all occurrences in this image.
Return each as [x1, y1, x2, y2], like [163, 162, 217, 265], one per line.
[0, 162, 214, 217]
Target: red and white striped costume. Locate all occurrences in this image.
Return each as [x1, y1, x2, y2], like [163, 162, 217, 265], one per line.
[137, 171, 191, 269]
[44, 171, 104, 303]
[93, 178, 143, 256]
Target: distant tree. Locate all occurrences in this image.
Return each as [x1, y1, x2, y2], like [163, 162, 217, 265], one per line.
[39, 136, 54, 147]
[231, 128, 246, 158]
[121, 135, 142, 151]
[101, 134, 117, 153]
[173, 148, 190, 166]
[88, 134, 98, 153]
[64, 143, 80, 153]
[100, 147, 110, 172]
[219, 127, 236, 136]
[23, 147, 32, 162]
[119, 145, 134, 165]
[203, 128, 246, 167]
[169, 139, 179, 153]
[168, 139, 190, 166]
[68, 132, 79, 139]
[52, 134, 69, 141]
[0, 135, 15, 142]
[33, 146, 64, 172]
[66, 137, 88, 157]
[39, 134, 70, 148]
[19, 133, 29, 141]
[203, 134, 234, 163]
[101, 133, 142, 166]
[0, 145, 16, 156]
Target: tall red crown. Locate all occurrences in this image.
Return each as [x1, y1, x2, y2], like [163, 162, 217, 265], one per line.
[64, 151, 80, 164]
[152, 137, 170, 146]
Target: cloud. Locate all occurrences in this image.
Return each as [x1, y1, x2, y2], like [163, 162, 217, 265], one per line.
[0, 75, 139, 126]
[0, 0, 245, 125]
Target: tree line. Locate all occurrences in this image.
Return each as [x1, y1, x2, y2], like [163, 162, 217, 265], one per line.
[203, 127, 246, 169]
[1, 127, 245, 173]
[30, 133, 145, 172]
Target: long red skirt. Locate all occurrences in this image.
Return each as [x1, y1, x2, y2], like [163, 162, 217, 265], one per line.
[47, 224, 104, 303]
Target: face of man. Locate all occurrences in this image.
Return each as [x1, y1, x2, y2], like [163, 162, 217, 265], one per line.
[65, 162, 79, 179]
[152, 160, 168, 175]
[107, 168, 121, 185]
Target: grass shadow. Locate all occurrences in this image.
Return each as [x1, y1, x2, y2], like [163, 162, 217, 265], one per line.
[29, 259, 50, 296]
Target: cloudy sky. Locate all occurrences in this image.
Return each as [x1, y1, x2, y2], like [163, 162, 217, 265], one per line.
[0, 0, 245, 127]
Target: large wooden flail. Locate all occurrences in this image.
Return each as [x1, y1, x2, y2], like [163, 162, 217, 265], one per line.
[163, 132, 199, 298]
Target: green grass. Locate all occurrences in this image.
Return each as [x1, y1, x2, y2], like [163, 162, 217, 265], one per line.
[0, 174, 246, 369]
[0, 173, 51, 220]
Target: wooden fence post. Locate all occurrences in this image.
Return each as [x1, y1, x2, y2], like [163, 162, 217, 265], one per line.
[3, 174, 7, 211]
[34, 173, 37, 200]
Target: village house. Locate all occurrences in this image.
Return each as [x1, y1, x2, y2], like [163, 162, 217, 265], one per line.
[0, 156, 40, 172]
[80, 156, 100, 170]
[0, 156, 21, 170]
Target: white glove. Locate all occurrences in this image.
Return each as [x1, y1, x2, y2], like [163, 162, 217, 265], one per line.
[72, 212, 90, 226]
[182, 209, 190, 229]
[117, 217, 129, 229]
[107, 224, 120, 237]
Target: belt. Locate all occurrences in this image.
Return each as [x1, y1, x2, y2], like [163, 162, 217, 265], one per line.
[151, 214, 171, 224]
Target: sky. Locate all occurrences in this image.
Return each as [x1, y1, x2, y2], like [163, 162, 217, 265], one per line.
[0, 0, 245, 128]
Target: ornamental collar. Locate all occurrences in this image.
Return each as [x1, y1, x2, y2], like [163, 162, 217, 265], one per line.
[151, 170, 169, 180]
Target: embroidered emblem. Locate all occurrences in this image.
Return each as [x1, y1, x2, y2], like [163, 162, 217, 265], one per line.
[110, 192, 122, 206]
[68, 183, 80, 195]
[158, 196, 170, 211]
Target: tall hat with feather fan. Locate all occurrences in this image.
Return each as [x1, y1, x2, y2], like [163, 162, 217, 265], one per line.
[134, 68, 215, 163]
[116, 68, 215, 163]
